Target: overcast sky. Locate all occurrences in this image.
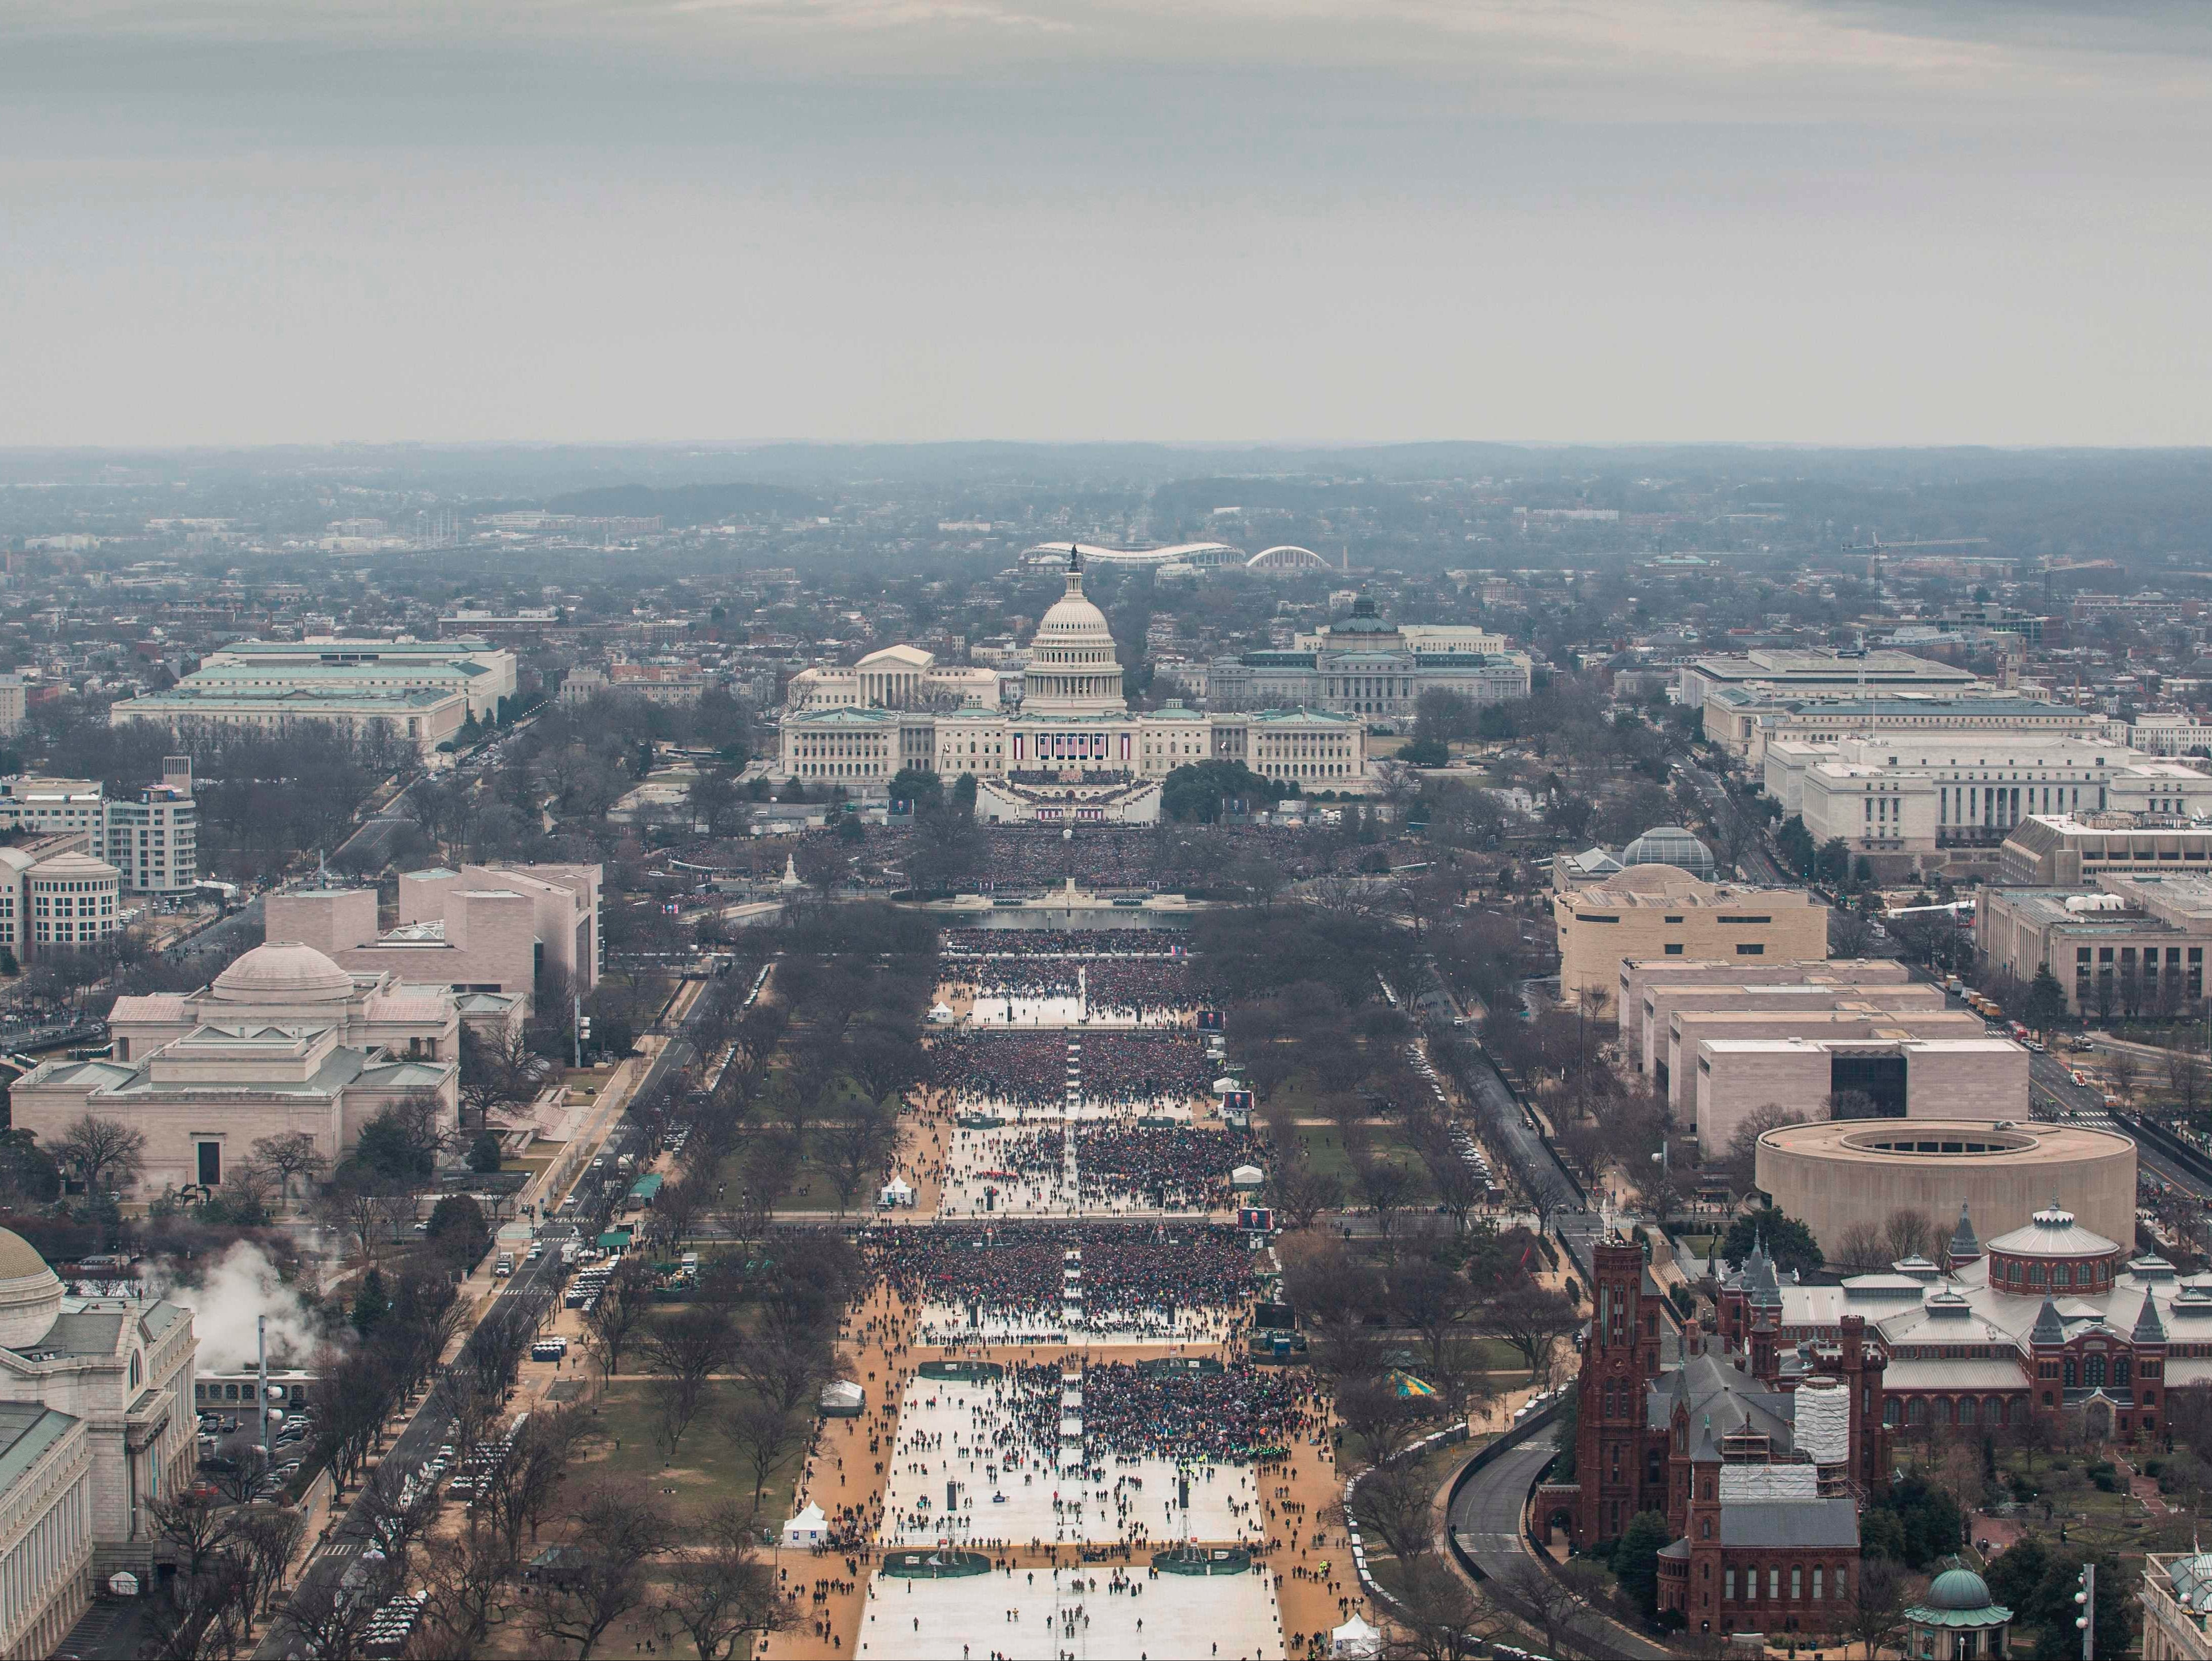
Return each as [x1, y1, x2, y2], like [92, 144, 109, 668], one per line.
[5, 1, 2209, 448]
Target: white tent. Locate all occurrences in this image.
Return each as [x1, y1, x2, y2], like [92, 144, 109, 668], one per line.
[1330, 1614, 1382, 1658]
[780, 1501, 827, 1548]
[1230, 1164, 1266, 1190]
[819, 1379, 866, 1417]
[1212, 1076, 1241, 1095]
[928, 1002, 956, 1023]
[879, 1177, 916, 1208]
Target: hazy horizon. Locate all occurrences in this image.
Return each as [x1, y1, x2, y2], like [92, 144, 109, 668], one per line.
[9, 1, 2209, 449]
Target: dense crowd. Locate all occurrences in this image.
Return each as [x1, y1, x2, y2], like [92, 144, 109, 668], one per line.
[892, 1361, 1303, 1476]
[927, 1031, 1071, 1109]
[943, 929, 1184, 958]
[953, 826, 1357, 892]
[1082, 959, 1198, 1019]
[864, 1222, 1258, 1333]
[938, 956, 1201, 1021]
[1075, 1032, 1216, 1104]
[1079, 1362, 1309, 1463]
[1074, 1125, 1249, 1210]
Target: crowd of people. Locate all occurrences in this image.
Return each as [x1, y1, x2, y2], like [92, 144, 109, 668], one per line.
[1074, 1125, 1248, 1211]
[931, 826, 1360, 892]
[1078, 1362, 1309, 1464]
[936, 956, 1201, 1022]
[927, 1031, 1071, 1109]
[1083, 959, 1199, 1020]
[1075, 1032, 1217, 1105]
[943, 928, 1184, 958]
[864, 1222, 1258, 1336]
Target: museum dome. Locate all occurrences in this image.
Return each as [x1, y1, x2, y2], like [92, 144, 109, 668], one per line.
[1924, 1568, 1993, 1612]
[1985, 1202, 2121, 1260]
[0, 1229, 65, 1351]
[1622, 826, 1716, 881]
[212, 941, 355, 1004]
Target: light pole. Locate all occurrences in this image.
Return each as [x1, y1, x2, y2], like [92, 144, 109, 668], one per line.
[2075, 1561, 2095, 1660]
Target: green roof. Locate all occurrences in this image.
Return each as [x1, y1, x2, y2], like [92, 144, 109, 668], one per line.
[0, 1405, 78, 1501]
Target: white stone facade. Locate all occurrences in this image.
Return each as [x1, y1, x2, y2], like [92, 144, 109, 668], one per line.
[11, 943, 459, 1194]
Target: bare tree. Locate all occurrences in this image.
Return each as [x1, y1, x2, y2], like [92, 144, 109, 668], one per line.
[1385, 1554, 1497, 1661]
[522, 1483, 672, 1661]
[582, 1256, 660, 1381]
[661, 1544, 794, 1660]
[251, 1131, 327, 1211]
[818, 1097, 896, 1218]
[721, 1398, 805, 1514]
[230, 1507, 307, 1632]
[1268, 1153, 1344, 1230]
[1335, 1379, 1421, 1469]
[53, 1111, 147, 1197]
[1881, 1207, 1938, 1265]
[1354, 1458, 1437, 1566]
[484, 1404, 595, 1563]
[641, 1306, 738, 1456]
[1846, 1554, 1908, 1659]
[1833, 1221, 1890, 1274]
[733, 1328, 831, 1418]
[417, 1526, 511, 1660]
[1478, 1279, 1581, 1383]
[1497, 1558, 1594, 1660]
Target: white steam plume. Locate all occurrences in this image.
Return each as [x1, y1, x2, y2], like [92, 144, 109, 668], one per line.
[149, 1242, 322, 1375]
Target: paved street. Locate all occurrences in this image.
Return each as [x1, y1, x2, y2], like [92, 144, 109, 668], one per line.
[1448, 1432, 1670, 1661]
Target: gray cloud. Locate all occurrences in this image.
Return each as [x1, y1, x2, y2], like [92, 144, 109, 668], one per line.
[3, 1, 2208, 445]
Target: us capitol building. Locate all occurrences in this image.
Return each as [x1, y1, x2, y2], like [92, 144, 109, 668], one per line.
[777, 550, 1367, 823]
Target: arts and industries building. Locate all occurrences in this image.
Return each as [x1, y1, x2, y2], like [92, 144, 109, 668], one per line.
[2145, 1550, 2212, 1659]
[108, 637, 517, 763]
[778, 552, 1367, 823]
[0, 1230, 199, 1652]
[1762, 733, 2212, 866]
[10, 941, 460, 1195]
[1567, 1239, 1881, 1639]
[1753, 1197, 2197, 1446]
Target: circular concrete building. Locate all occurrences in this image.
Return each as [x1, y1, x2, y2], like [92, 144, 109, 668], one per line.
[1755, 1119, 2137, 1261]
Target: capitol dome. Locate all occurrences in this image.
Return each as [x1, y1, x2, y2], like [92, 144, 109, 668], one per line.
[212, 941, 355, 1004]
[1022, 548, 1127, 716]
[0, 1228, 64, 1350]
[1622, 826, 1716, 881]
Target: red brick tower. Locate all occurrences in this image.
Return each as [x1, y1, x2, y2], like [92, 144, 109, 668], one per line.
[1574, 1239, 1661, 1544]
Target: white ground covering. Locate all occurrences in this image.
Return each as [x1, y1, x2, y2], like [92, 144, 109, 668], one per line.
[936, 1124, 1215, 1219]
[856, 1565, 1286, 1661]
[963, 990, 1188, 1030]
[880, 1377, 1266, 1549]
[912, 1304, 1239, 1349]
[939, 1124, 1081, 1218]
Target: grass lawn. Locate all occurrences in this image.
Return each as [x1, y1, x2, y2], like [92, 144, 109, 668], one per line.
[714, 1142, 875, 1215]
[1293, 1123, 1438, 1206]
[566, 1375, 804, 1538]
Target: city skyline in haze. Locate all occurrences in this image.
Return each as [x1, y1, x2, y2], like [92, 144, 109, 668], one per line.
[6, 0, 2209, 449]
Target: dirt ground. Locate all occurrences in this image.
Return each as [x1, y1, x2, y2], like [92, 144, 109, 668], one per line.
[761, 1302, 1370, 1661]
